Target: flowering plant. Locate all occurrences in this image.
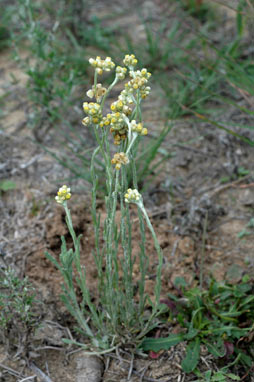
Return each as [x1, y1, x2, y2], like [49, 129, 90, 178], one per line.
[46, 55, 163, 353]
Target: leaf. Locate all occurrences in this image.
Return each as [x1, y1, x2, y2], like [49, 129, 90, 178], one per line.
[211, 371, 226, 381]
[237, 230, 251, 239]
[0, 180, 16, 192]
[184, 327, 199, 340]
[226, 373, 240, 381]
[45, 251, 61, 271]
[226, 264, 244, 283]
[237, 351, 252, 367]
[148, 329, 162, 358]
[181, 338, 200, 373]
[204, 370, 212, 381]
[236, 0, 245, 37]
[205, 338, 226, 358]
[174, 276, 188, 289]
[238, 295, 254, 309]
[141, 333, 183, 352]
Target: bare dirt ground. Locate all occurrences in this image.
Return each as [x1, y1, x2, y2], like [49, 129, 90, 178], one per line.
[1, 1, 254, 381]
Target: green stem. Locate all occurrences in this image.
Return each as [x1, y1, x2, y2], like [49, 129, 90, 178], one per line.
[94, 71, 98, 89]
[120, 166, 134, 322]
[200, 211, 208, 290]
[130, 138, 148, 318]
[126, 133, 138, 155]
[63, 202, 100, 336]
[135, 90, 142, 121]
[105, 170, 119, 328]
[91, 147, 103, 291]
[100, 76, 118, 110]
[139, 202, 163, 309]
[94, 126, 112, 195]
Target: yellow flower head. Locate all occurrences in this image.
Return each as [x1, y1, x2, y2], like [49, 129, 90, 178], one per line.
[55, 185, 71, 204]
[130, 120, 148, 136]
[124, 188, 141, 204]
[86, 83, 107, 102]
[123, 54, 138, 68]
[82, 102, 102, 125]
[116, 66, 127, 80]
[89, 56, 115, 74]
[124, 67, 151, 97]
[111, 152, 129, 170]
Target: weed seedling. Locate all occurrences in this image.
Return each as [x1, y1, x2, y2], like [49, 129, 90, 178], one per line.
[142, 275, 254, 374]
[0, 268, 40, 352]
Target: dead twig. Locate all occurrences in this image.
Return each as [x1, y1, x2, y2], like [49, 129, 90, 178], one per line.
[171, 239, 179, 257]
[209, 0, 248, 15]
[19, 376, 36, 382]
[203, 175, 251, 198]
[35, 346, 65, 351]
[0, 363, 24, 378]
[28, 362, 54, 382]
[237, 182, 254, 189]
[127, 352, 134, 381]
[139, 365, 149, 382]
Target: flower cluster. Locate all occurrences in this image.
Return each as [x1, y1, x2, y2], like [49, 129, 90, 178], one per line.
[83, 54, 151, 141]
[130, 120, 148, 135]
[123, 54, 138, 68]
[82, 102, 102, 125]
[111, 152, 129, 170]
[100, 106, 130, 145]
[124, 188, 141, 204]
[126, 68, 151, 99]
[89, 56, 115, 75]
[118, 88, 134, 105]
[108, 112, 127, 145]
[110, 100, 124, 112]
[116, 66, 127, 80]
[86, 84, 107, 102]
[55, 185, 71, 204]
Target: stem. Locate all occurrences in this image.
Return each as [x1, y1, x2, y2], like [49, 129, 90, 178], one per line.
[91, 147, 103, 292]
[120, 165, 134, 323]
[100, 76, 118, 110]
[94, 126, 112, 195]
[94, 71, 98, 89]
[135, 90, 142, 121]
[105, 170, 119, 329]
[63, 202, 77, 246]
[130, 131, 148, 318]
[139, 202, 163, 309]
[200, 211, 208, 290]
[63, 202, 100, 336]
[126, 133, 138, 155]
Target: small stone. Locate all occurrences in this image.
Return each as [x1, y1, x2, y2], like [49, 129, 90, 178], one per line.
[211, 262, 225, 282]
[74, 353, 104, 382]
[239, 189, 254, 207]
[178, 237, 194, 255]
[226, 264, 244, 284]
